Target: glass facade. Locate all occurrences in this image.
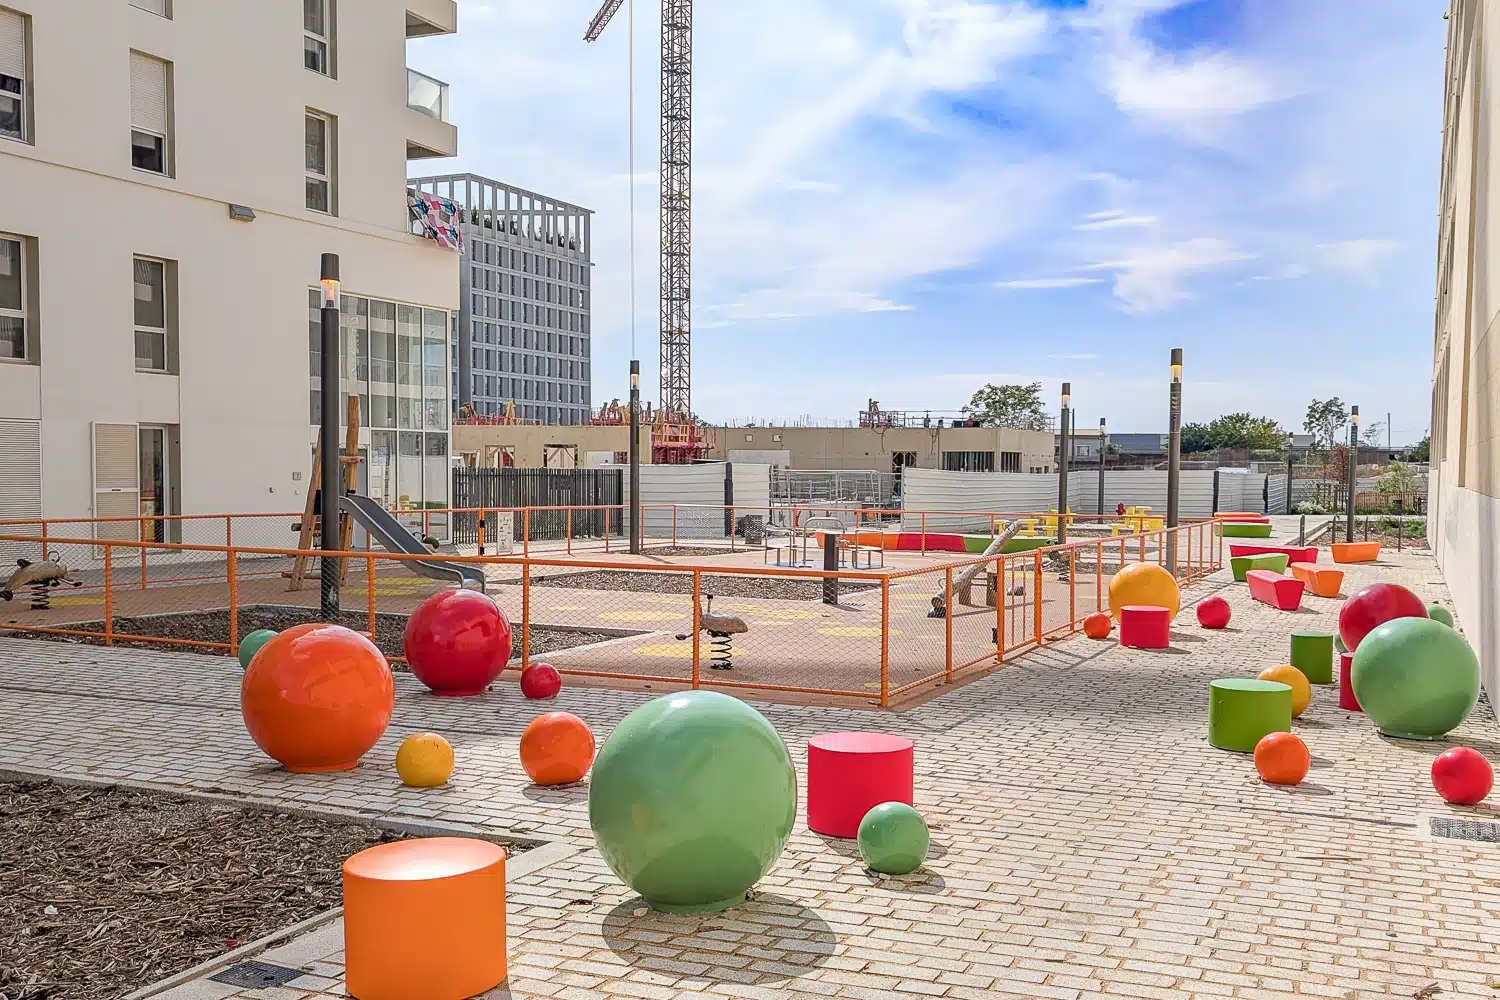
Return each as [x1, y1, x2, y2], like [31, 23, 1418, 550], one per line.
[309, 289, 448, 512]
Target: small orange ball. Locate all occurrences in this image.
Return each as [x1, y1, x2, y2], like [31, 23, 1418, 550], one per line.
[520, 712, 596, 786]
[1083, 612, 1113, 640]
[1253, 731, 1310, 785]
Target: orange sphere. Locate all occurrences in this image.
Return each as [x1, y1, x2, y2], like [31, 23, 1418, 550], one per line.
[1083, 612, 1113, 639]
[520, 712, 595, 786]
[241, 623, 394, 773]
[1253, 731, 1310, 786]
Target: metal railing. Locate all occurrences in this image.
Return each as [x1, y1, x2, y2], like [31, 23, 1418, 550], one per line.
[407, 68, 450, 121]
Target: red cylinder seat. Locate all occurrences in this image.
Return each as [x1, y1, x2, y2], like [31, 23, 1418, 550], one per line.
[1338, 652, 1361, 712]
[1119, 605, 1172, 650]
[806, 732, 914, 839]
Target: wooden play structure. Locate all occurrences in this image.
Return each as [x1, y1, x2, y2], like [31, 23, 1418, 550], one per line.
[286, 396, 362, 591]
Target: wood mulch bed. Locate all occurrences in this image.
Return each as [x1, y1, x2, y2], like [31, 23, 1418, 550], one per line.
[524, 569, 880, 602]
[0, 780, 523, 1000]
[1, 605, 624, 665]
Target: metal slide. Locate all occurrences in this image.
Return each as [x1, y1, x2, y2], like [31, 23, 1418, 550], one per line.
[338, 494, 486, 591]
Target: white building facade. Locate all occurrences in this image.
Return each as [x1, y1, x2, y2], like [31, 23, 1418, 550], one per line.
[0, 0, 461, 540]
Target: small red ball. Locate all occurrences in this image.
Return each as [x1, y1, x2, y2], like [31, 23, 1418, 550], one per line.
[1432, 747, 1494, 805]
[520, 662, 562, 700]
[403, 589, 512, 697]
[1196, 596, 1231, 629]
[1083, 612, 1113, 640]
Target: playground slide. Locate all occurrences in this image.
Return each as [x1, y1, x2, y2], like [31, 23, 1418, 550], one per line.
[338, 494, 486, 591]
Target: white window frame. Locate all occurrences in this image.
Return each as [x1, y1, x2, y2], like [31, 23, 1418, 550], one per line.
[305, 111, 334, 215]
[133, 255, 169, 373]
[129, 0, 172, 19]
[304, 0, 333, 77]
[0, 6, 28, 144]
[0, 234, 27, 362]
[129, 51, 171, 176]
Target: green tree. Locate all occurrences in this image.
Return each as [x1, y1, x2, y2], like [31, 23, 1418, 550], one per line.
[1205, 412, 1285, 450]
[1404, 434, 1430, 462]
[1362, 421, 1387, 449]
[1304, 398, 1349, 451]
[962, 382, 1051, 431]
[1180, 422, 1214, 454]
[1377, 460, 1421, 497]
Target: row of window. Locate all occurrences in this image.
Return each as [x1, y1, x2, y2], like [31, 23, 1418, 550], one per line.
[471, 268, 588, 308]
[470, 349, 587, 382]
[0, 233, 173, 371]
[470, 323, 588, 358]
[469, 295, 588, 334]
[0, 7, 341, 218]
[471, 241, 589, 282]
[309, 292, 450, 432]
[469, 376, 587, 406]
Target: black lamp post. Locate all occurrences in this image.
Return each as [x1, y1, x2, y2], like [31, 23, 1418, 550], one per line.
[1285, 431, 1295, 514]
[628, 360, 641, 554]
[1347, 405, 1359, 542]
[319, 253, 341, 621]
[1097, 417, 1107, 518]
[1166, 349, 1183, 571]
[1057, 383, 1071, 544]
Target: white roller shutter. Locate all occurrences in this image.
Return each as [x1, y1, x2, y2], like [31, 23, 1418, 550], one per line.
[0, 9, 24, 80]
[0, 419, 41, 521]
[129, 52, 168, 135]
[93, 422, 140, 541]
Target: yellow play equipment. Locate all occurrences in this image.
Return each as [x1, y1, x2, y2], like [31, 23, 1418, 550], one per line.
[1107, 562, 1181, 621]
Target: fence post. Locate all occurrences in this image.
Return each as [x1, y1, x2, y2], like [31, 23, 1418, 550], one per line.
[523, 508, 531, 558]
[729, 506, 736, 552]
[103, 547, 113, 647]
[366, 534, 376, 639]
[478, 507, 487, 556]
[566, 508, 572, 555]
[1095, 541, 1104, 611]
[692, 570, 701, 689]
[1184, 527, 1192, 582]
[1069, 548, 1077, 627]
[1033, 551, 1043, 647]
[880, 578, 890, 708]
[139, 518, 148, 591]
[995, 555, 1005, 662]
[227, 549, 239, 652]
[521, 559, 531, 669]
[921, 513, 927, 555]
[673, 505, 679, 548]
[40, 520, 48, 562]
[604, 506, 610, 554]
[944, 566, 953, 683]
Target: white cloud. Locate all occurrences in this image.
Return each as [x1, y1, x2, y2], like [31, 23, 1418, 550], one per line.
[1086, 238, 1254, 312]
[997, 277, 1104, 289]
[1074, 214, 1158, 231]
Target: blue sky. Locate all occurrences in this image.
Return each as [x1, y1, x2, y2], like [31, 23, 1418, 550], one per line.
[410, 0, 1446, 444]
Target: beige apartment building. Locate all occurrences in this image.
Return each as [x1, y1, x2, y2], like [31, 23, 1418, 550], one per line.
[0, 0, 460, 536]
[1431, 0, 1500, 700]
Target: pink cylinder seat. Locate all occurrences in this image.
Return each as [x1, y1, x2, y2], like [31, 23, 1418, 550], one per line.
[807, 732, 914, 838]
[1119, 605, 1172, 650]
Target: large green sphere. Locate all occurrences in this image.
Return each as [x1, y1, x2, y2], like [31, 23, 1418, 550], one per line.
[237, 629, 279, 670]
[857, 802, 930, 875]
[1351, 617, 1479, 740]
[588, 691, 796, 913]
[1428, 604, 1455, 628]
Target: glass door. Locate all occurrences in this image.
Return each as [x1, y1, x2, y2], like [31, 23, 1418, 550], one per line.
[138, 426, 167, 543]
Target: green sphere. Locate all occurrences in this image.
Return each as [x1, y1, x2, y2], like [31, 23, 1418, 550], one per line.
[588, 691, 796, 913]
[1428, 604, 1455, 628]
[1335, 634, 1347, 654]
[1351, 617, 1479, 740]
[237, 629, 279, 670]
[857, 802, 929, 875]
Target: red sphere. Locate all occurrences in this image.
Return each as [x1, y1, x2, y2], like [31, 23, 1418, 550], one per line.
[520, 662, 562, 699]
[1082, 613, 1112, 640]
[1196, 596, 1232, 629]
[403, 589, 512, 696]
[242, 624, 394, 772]
[1339, 582, 1427, 652]
[1432, 747, 1494, 805]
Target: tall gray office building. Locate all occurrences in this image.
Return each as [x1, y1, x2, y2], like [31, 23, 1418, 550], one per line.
[409, 173, 593, 425]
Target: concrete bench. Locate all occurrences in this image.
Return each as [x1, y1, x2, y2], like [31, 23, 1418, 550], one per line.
[1229, 543, 1318, 563]
[1331, 541, 1382, 563]
[1231, 553, 1289, 582]
[1246, 570, 1305, 611]
[1221, 522, 1274, 539]
[1289, 562, 1343, 598]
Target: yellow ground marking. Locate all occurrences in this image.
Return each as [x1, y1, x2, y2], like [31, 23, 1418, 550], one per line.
[44, 596, 106, 607]
[600, 611, 686, 623]
[633, 643, 695, 658]
[818, 626, 901, 638]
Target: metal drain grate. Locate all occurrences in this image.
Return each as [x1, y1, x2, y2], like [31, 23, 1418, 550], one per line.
[208, 960, 303, 989]
[1430, 817, 1500, 843]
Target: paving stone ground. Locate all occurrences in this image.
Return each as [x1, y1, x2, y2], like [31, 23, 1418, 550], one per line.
[3, 545, 1499, 999]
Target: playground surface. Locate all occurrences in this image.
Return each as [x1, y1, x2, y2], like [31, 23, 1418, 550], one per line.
[3, 542, 1498, 999]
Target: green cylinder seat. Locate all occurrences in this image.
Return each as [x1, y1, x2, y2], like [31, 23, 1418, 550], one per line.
[1289, 632, 1335, 685]
[1208, 679, 1293, 753]
[1230, 553, 1289, 582]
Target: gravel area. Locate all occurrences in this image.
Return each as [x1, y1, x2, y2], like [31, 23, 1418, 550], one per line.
[0, 781, 452, 1000]
[526, 569, 879, 602]
[637, 545, 740, 557]
[1, 605, 625, 665]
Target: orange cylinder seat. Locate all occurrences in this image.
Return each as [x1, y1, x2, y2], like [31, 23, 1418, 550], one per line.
[344, 837, 507, 1000]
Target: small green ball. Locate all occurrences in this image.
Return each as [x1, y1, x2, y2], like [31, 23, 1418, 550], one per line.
[237, 629, 279, 670]
[1428, 604, 1455, 628]
[857, 802, 930, 876]
[1335, 634, 1347, 654]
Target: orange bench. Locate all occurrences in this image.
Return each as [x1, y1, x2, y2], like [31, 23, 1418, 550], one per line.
[1331, 541, 1382, 563]
[1247, 570, 1305, 611]
[1289, 562, 1344, 598]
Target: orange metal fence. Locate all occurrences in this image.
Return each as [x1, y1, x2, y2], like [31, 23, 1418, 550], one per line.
[0, 510, 1224, 709]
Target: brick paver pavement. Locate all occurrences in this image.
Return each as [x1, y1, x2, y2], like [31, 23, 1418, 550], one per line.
[3, 548, 1499, 999]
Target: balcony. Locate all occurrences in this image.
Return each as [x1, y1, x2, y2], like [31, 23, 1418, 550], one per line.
[406, 0, 458, 37]
[406, 68, 457, 159]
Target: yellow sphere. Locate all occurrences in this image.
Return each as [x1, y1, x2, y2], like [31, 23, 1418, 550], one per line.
[395, 732, 455, 788]
[1258, 665, 1311, 718]
[1108, 563, 1181, 621]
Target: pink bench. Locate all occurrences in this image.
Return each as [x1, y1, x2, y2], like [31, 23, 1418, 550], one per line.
[1246, 570, 1305, 611]
[1229, 543, 1318, 563]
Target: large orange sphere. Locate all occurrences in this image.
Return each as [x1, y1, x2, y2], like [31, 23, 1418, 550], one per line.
[520, 712, 596, 786]
[1253, 732, 1310, 785]
[1083, 612, 1113, 639]
[1108, 563, 1181, 621]
[241, 623, 394, 773]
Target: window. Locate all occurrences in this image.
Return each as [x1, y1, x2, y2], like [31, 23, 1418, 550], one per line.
[0, 236, 26, 360]
[304, 0, 332, 75]
[305, 112, 334, 214]
[130, 0, 171, 17]
[942, 451, 995, 473]
[129, 52, 171, 174]
[133, 256, 170, 372]
[0, 7, 28, 143]
[999, 452, 1022, 473]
